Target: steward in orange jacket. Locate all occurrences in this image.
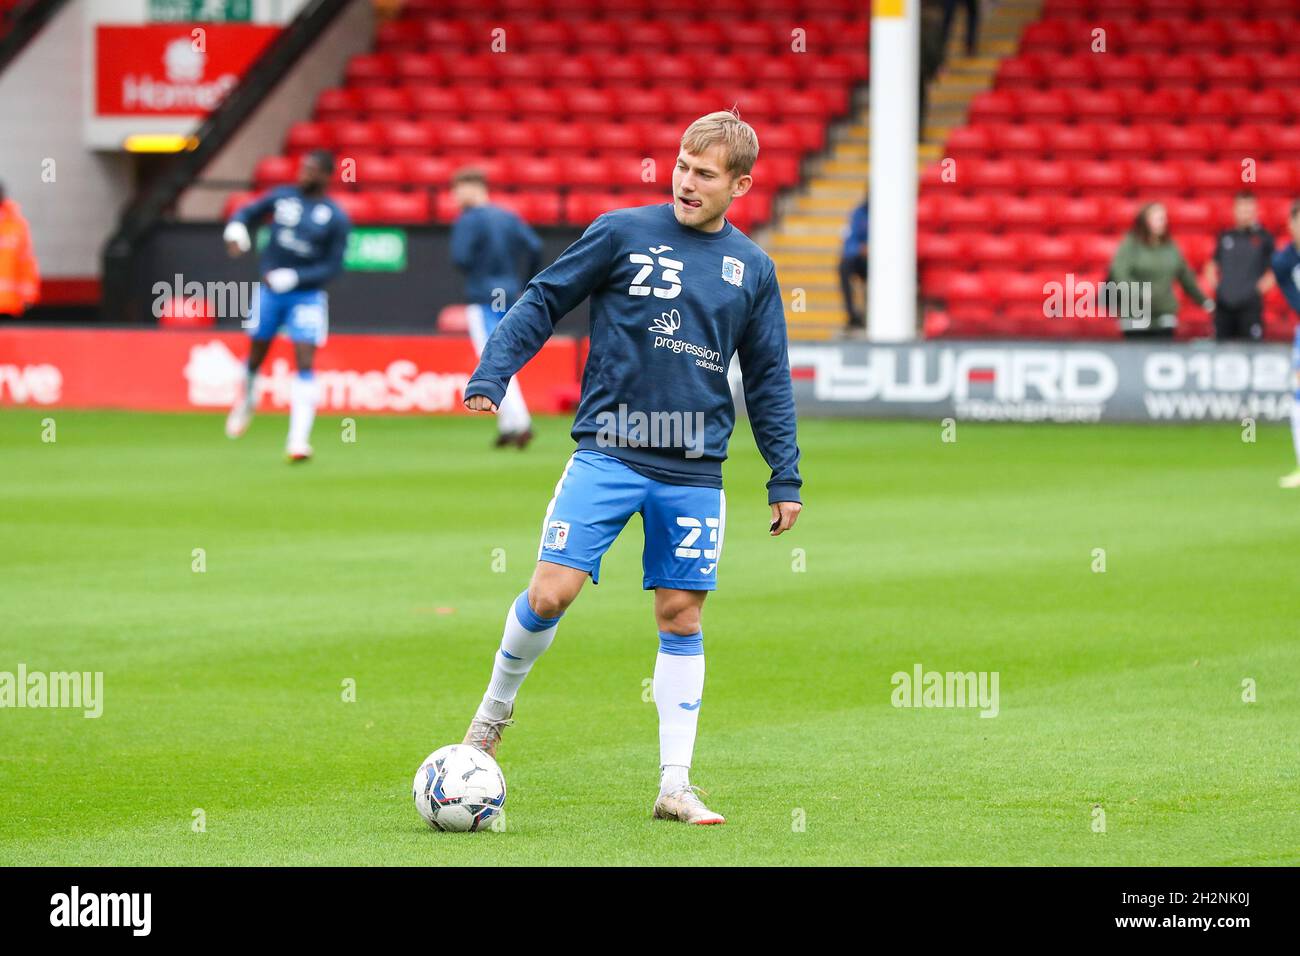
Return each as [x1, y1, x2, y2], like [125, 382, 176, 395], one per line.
[0, 186, 40, 316]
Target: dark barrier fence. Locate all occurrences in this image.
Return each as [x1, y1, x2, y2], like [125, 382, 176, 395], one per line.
[123, 222, 591, 336]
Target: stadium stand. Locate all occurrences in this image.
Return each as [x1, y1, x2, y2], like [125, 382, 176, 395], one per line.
[920, 0, 1300, 341]
[224, 0, 868, 242]
[771, 0, 1046, 340]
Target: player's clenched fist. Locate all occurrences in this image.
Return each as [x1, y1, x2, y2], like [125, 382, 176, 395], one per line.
[769, 501, 801, 536]
[464, 394, 498, 413]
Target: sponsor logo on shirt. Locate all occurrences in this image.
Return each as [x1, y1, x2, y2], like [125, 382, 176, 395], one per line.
[647, 309, 726, 374]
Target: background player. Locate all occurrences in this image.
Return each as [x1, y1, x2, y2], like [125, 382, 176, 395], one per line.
[1270, 199, 1300, 488]
[221, 150, 351, 462]
[449, 166, 543, 448]
[458, 112, 803, 825]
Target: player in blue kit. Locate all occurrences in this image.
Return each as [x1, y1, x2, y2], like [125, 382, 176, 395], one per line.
[449, 166, 543, 448]
[1270, 200, 1300, 488]
[459, 112, 803, 825]
[221, 150, 351, 461]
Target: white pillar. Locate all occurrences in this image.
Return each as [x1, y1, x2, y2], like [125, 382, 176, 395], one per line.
[868, 0, 920, 341]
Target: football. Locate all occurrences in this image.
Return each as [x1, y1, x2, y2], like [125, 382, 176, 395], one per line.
[412, 744, 507, 833]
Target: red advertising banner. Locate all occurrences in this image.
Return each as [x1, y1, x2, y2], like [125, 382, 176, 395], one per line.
[95, 24, 280, 117]
[0, 328, 580, 414]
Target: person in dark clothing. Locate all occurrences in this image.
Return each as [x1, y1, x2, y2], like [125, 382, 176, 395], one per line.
[940, 0, 981, 57]
[838, 199, 868, 336]
[450, 166, 544, 448]
[1203, 191, 1275, 341]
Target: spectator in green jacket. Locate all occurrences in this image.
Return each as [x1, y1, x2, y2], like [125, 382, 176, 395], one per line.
[1108, 202, 1214, 338]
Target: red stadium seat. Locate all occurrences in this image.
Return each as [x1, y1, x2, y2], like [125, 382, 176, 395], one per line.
[383, 120, 441, 153]
[401, 155, 454, 188]
[344, 54, 395, 86]
[966, 158, 1022, 197]
[1046, 124, 1099, 161]
[996, 196, 1051, 232]
[1072, 160, 1130, 198]
[997, 55, 1046, 90]
[1020, 161, 1072, 196]
[458, 88, 514, 121]
[1096, 124, 1152, 160]
[1165, 198, 1216, 233]
[1066, 89, 1124, 123]
[968, 91, 1019, 125]
[1054, 197, 1107, 235]
[1092, 55, 1150, 89]
[330, 191, 377, 223]
[253, 156, 295, 190]
[509, 87, 566, 120]
[370, 190, 431, 223]
[944, 196, 996, 232]
[348, 154, 406, 189]
[994, 124, 1047, 159]
[945, 125, 993, 158]
[315, 88, 359, 120]
[1129, 160, 1187, 196]
[968, 233, 1024, 268]
[1149, 123, 1213, 160]
[286, 122, 333, 152]
[1025, 234, 1077, 271]
[589, 123, 644, 155]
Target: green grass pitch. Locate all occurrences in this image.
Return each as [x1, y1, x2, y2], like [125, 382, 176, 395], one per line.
[1, 408, 1297, 866]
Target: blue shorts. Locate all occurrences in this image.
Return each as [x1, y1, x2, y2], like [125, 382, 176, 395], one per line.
[537, 450, 726, 591]
[247, 286, 329, 346]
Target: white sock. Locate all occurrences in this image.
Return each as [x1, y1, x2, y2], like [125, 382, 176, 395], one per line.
[498, 377, 532, 435]
[1291, 403, 1300, 468]
[654, 630, 704, 793]
[288, 371, 318, 449]
[479, 591, 563, 716]
[660, 764, 689, 794]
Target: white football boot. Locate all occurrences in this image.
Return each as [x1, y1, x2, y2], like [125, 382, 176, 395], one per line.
[1279, 469, 1300, 489]
[286, 442, 313, 463]
[225, 397, 253, 439]
[653, 785, 726, 825]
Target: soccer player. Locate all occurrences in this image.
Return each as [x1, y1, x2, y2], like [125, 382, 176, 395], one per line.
[450, 167, 544, 449]
[1270, 199, 1300, 488]
[221, 150, 351, 461]
[459, 112, 803, 825]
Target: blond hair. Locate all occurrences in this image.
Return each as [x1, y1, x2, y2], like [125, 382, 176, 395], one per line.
[680, 110, 759, 177]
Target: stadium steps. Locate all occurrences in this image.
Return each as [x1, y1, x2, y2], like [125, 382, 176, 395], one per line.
[923, 1, 1044, 146]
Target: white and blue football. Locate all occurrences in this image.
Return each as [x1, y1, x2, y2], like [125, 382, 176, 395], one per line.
[413, 744, 506, 833]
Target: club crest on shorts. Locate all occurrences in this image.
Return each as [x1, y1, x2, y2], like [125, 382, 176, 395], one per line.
[721, 256, 744, 287]
[543, 520, 571, 551]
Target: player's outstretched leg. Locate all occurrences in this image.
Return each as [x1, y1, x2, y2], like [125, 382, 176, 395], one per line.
[226, 338, 271, 439]
[650, 589, 724, 825]
[462, 563, 584, 757]
[286, 341, 319, 462]
[496, 377, 533, 449]
[1281, 403, 1300, 488]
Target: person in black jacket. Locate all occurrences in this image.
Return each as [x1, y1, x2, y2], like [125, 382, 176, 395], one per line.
[1203, 191, 1275, 341]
